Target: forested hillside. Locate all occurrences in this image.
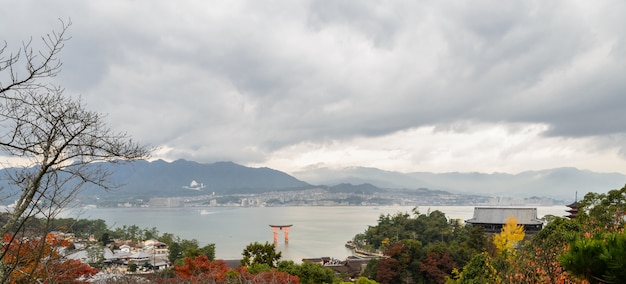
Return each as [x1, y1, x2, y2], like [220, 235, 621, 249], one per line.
[348, 184, 626, 283]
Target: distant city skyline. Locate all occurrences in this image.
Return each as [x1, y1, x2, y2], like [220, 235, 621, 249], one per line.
[2, 1, 626, 176]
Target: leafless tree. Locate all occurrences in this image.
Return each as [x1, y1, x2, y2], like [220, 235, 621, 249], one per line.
[0, 19, 67, 96]
[0, 20, 150, 282]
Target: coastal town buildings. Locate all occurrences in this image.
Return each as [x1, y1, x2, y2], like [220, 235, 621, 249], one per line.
[65, 238, 170, 273]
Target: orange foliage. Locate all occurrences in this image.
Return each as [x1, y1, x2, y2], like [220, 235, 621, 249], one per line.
[506, 243, 585, 284]
[2, 233, 98, 283]
[173, 255, 299, 283]
[43, 259, 99, 283]
[174, 254, 230, 281]
[238, 266, 299, 284]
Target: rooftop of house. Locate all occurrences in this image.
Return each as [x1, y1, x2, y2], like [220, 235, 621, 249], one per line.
[465, 207, 543, 225]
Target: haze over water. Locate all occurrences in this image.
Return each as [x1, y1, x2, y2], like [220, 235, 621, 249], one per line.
[73, 205, 568, 261]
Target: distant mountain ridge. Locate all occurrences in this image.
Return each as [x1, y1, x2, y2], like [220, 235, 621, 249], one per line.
[2, 159, 624, 202]
[293, 166, 626, 199]
[72, 159, 314, 199]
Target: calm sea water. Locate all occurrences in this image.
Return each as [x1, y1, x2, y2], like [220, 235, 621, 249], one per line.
[67, 205, 568, 261]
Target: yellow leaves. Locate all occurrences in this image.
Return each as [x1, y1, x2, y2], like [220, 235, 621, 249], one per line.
[493, 216, 525, 256]
[381, 237, 390, 247]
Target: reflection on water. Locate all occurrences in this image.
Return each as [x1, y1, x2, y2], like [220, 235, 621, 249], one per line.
[65, 205, 568, 261]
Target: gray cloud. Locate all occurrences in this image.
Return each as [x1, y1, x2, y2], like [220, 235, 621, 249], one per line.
[2, 0, 626, 172]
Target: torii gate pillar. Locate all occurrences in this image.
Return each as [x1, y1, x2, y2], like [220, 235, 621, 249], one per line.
[269, 225, 292, 245]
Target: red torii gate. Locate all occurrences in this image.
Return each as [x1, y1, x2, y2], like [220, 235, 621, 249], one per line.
[269, 225, 292, 244]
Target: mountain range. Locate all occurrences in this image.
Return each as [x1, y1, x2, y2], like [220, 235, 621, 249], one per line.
[293, 166, 626, 199]
[78, 159, 312, 198]
[2, 159, 625, 202]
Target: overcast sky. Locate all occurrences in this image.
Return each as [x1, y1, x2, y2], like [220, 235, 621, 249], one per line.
[2, 1, 626, 175]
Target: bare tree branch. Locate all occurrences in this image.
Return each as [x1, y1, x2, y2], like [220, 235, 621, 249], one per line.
[0, 21, 150, 283]
[0, 19, 69, 96]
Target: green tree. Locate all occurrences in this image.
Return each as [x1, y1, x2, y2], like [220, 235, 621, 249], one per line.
[199, 243, 216, 261]
[142, 227, 159, 241]
[277, 260, 341, 284]
[355, 207, 490, 283]
[447, 224, 490, 267]
[52, 218, 109, 239]
[246, 263, 272, 274]
[180, 239, 201, 260]
[85, 245, 104, 268]
[559, 231, 626, 283]
[124, 225, 142, 242]
[364, 212, 411, 248]
[353, 277, 379, 284]
[413, 210, 450, 243]
[157, 234, 214, 265]
[555, 185, 626, 283]
[362, 258, 379, 280]
[241, 241, 282, 268]
[578, 184, 626, 231]
[128, 261, 137, 272]
[446, 252, 500, 284]
[98, 232, 111, 245]
[168, 242, 183, 264]
[158, 232, 181, 263]
[597, 232, 626, 283]
[184, 243, 216, 261]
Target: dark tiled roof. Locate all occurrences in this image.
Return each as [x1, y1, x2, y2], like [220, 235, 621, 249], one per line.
[465, 207, 543, 225]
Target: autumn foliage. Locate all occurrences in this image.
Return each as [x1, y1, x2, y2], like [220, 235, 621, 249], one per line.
[493, 216, 525, 256]
[1, 233, 98, 283]
[172, 255, 299, 284]
[174, 255, 230, 281]
[419, 251, 457, 284]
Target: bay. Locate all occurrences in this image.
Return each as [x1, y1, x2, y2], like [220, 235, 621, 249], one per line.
[69, 205, 569, 261]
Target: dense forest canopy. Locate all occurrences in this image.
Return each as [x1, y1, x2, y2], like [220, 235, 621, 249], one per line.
[351, 185, 626, 284]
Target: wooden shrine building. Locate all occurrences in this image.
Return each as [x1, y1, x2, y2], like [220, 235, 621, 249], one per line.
[465, 207, 543, 234]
